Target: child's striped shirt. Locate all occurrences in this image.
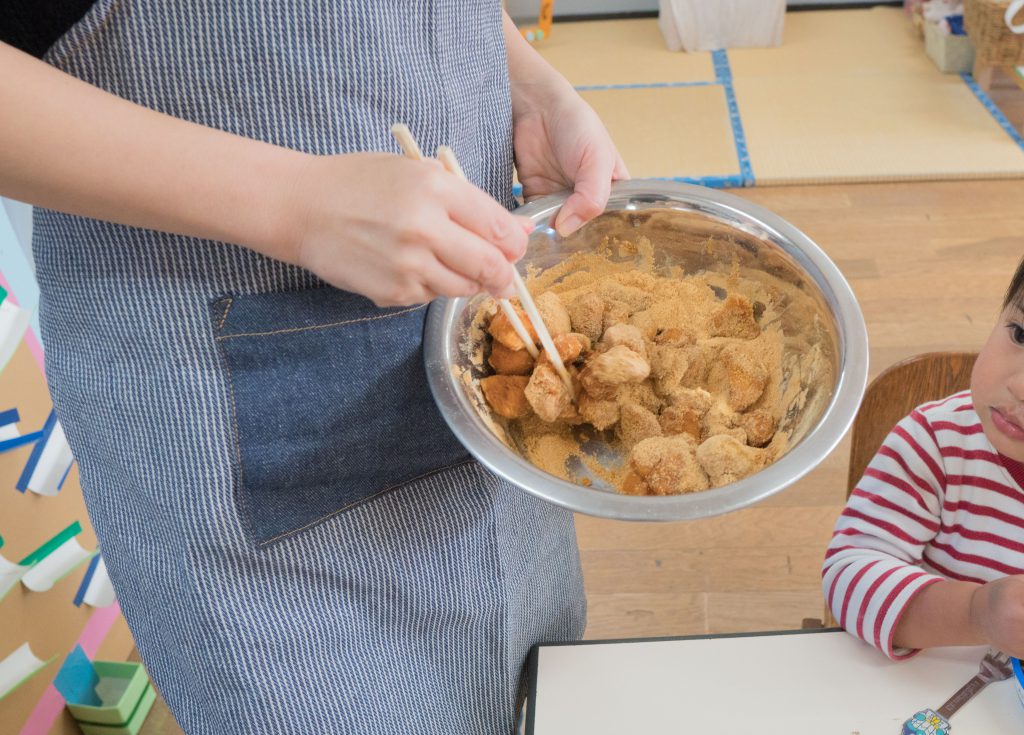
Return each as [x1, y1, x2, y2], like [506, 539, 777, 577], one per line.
[822, 390, 1024, 659]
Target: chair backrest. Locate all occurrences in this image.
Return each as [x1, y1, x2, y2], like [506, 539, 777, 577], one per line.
[846, 351, 979, 498]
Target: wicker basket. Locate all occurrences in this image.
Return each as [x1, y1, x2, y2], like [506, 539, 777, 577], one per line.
[965, 0, 1024, 65]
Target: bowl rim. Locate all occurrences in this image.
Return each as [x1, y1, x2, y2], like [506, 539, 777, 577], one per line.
[423, 179, 869, 521]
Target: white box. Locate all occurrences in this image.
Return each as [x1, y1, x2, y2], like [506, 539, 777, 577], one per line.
[659, 0, 786, 52]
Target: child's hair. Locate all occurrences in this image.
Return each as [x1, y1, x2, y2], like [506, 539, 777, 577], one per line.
[1005, 255, 1024, 311]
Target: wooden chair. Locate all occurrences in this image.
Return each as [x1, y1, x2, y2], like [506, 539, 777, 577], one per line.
[802, 351, 979, 629]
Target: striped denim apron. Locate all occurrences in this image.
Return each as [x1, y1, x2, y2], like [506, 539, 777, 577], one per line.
[32, 3, 586, 733]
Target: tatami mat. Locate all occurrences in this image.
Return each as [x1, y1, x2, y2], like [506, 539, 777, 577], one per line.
[727, 7, 930, 78]
[538, 8, 1024, 186]
[580, 85, 739, 180]
[537, 18, 714, 87]
[734, 72, 1024, 184]
[732, 7, 1024, 184]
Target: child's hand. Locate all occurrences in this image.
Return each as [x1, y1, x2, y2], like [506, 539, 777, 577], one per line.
[969, 575, 1024, 657]
[286, 152, 532, 307]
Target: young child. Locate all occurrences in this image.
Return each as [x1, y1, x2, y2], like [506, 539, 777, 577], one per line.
[823, 256, 1024, 660]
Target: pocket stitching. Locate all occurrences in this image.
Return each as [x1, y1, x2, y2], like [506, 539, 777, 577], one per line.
[215, 303, 427, 341]
[257, 457, 476, 547]
[210, 294, 455, 547]
[213, 332, 261, 545]
[215, 296, 234, 332]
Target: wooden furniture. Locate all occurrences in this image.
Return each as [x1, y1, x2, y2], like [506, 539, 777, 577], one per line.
[846, 351, 978, 498]
[966, 0, 1024, 89]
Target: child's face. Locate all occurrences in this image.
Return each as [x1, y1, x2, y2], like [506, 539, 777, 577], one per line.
[972, 302, 1024, 462]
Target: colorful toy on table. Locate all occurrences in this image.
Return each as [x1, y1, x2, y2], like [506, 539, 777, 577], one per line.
[517, 0, 552, 43]
[900, 649, 1013, 735]
[54, 646, 156, 735]
[902, 709, 950, 735]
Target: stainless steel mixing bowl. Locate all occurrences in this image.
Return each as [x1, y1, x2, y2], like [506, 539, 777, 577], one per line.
[423, 180, 868, 521]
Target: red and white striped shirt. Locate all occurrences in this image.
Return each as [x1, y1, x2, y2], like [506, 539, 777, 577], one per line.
[822, 391, 1024, 660]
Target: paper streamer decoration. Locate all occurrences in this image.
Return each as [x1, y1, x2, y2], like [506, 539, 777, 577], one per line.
[0, 643, 55, 702]
[19, 522, 94, 593]
[16, 410, 74, 496]
[0, 431, 43, 453]
[0, 297, 31, 375]
[53, 645, 101, 707]
[0, 407, 18, 441]
[19, 521, 81, 566]
[73, 555, 115, 608]
[0, 407, 36, 457]
[21, 538, 94, 593]
[0, 551, 34, 602]
[0, 407, 45, 460]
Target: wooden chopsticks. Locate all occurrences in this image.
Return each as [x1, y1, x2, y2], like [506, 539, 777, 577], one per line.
[390, 123, 574, 397]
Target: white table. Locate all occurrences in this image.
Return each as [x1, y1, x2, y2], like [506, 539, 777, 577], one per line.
[525, 629, 1021, 734]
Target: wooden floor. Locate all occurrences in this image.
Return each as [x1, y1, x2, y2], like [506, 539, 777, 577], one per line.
[581, 66, 1024, 641]
[137, 73, 1024, 735]
[581, 176, 1024, 639]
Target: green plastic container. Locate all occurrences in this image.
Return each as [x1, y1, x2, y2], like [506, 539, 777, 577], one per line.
[77, 684, 156, 735]
[65, 661, 149, 725]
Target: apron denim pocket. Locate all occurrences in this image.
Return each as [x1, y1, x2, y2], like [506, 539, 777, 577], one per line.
[210, 286, 470, 547]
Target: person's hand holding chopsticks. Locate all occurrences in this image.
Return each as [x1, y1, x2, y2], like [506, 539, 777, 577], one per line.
[285, 152, 533, 307]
